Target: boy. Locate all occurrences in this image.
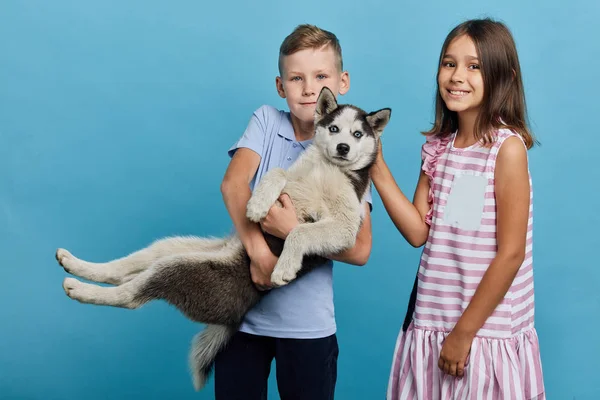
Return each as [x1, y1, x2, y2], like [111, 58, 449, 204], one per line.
[217, 24, 373, 400]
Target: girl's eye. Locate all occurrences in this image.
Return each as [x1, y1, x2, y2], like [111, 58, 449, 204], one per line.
[469, 64, 481, 70]
[442, 61, 455, 68]
[329, 125, 339, 133]
[353, 131, 363, 138]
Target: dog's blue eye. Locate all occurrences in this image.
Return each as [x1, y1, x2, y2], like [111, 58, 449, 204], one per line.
[354, 131, 362, 138]
[329, 125, 339, 133]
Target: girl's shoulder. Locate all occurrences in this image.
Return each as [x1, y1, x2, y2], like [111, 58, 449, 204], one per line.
[492, 128, 528, 154]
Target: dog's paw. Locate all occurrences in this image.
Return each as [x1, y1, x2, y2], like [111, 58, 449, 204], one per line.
[56, 248, 72, 266]
[63, 277, 85, 300]
[246, 197, 272, 223]
[56, 248, 80, 275]
[270, 267, 297, 287]
[270, 258, 300, 287]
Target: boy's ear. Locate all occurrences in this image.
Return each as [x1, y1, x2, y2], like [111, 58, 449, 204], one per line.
[366, 108, 392, 137]
[339, 71, 350, 95]
[315, 87, 338, 122]
[275, 76, 286, 99]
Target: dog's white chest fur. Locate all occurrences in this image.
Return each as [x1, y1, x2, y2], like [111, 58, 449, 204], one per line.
[283, 148, 361, 223]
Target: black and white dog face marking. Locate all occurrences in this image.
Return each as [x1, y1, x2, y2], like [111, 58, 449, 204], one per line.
[313, 87, 391, 171]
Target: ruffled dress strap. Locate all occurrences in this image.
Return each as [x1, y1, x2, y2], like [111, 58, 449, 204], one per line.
[421, 134, 451, 225]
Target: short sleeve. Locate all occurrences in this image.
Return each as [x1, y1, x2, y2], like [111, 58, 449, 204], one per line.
[228, 105, 279, 159]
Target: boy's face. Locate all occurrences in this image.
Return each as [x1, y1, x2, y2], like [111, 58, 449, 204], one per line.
[276, 45, 349, 125]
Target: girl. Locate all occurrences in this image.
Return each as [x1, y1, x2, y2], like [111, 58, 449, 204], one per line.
[373, 19, 545, 399]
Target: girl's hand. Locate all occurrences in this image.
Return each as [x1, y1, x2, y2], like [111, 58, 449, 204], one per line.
[259, 194, 298, 240]
[370, 139, 386, 175]
[375, 139, 384, 163]
[438, 328, 474, 377]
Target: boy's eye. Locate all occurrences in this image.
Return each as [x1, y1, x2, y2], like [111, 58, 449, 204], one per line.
[353, 131, 363, 138]
[290, 76, 302, 82]
[317, 74, 327, 80]
[329, 125, 339, 133]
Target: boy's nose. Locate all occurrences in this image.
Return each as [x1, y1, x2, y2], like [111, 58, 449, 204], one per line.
[303, 86, 315, 96]
[303, 80, 316, 96]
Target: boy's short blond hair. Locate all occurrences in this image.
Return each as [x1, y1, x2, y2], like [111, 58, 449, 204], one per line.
[278, 24, 343, 76]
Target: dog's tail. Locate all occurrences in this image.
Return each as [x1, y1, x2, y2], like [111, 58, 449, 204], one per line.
[189, 324, 236, 391]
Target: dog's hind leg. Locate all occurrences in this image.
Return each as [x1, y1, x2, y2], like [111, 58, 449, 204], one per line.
[56, 236, 229, 285]
[61, 251, 204, 309]
[62, 245, 256, 322]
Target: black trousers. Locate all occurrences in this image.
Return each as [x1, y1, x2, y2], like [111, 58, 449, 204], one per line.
[214, 331, 339, 400]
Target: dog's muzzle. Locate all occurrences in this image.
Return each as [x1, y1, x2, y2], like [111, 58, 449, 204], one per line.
[336, 143, 350, 156]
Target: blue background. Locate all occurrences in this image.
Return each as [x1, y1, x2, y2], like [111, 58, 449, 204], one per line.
[1, 1, 598, 399]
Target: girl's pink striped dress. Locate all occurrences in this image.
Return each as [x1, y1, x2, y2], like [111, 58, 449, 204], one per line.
[387, 129, 545, 400]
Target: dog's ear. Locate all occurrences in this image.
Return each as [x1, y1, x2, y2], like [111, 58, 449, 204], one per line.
[315, 87, 338, 122]
[366, 108, 392, 137]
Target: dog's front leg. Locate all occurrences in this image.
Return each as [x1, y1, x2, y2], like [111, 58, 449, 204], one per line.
[246, 168, 287, 223]
[270, 218, 359, 286]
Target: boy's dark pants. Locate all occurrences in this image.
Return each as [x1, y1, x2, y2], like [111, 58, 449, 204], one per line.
[214, 331, 339, 400]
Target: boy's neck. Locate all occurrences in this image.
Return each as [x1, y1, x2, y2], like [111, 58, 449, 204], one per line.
[290, 113, 315, 142]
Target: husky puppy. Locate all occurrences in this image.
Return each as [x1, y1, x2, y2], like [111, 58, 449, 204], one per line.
[55, 86, 391, 390]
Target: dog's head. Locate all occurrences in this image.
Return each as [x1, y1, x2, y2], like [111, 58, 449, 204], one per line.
[313, 87, 391, 171]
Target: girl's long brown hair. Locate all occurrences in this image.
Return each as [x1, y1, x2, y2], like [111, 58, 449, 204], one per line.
[424, 18, 537, 149]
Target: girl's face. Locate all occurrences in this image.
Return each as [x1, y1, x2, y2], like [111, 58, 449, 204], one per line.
[438, 35, 484, 116]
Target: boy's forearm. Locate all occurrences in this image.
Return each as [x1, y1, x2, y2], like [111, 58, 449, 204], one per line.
[328, 204, 372, 266]
[328, 233, 371, 266]
[221, 179, 268, 257]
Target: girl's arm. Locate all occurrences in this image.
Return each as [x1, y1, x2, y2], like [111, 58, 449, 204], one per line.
[439, 136, 530, 376]
[369, 143, 431, 247]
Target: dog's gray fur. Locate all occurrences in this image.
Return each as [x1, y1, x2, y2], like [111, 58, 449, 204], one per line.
[55, 87, 391, 390]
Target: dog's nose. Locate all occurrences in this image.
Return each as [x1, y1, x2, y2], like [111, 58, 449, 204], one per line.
[336, 143, 350, 156]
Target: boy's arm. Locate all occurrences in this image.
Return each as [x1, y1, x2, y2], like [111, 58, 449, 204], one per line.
[221, 148, 276, 289]
[261, 199, 373, 266]
[328, 202, 372, 266]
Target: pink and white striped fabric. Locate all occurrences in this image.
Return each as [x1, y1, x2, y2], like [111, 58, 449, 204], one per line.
[387, 130, 545, 400]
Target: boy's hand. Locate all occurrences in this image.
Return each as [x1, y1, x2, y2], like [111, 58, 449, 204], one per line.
[438, 328, 473, 377]
[259, 194, 298, 240]
[248, 244, 278, 291]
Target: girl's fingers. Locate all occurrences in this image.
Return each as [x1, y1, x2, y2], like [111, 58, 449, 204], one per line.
[457, 361, 465, 377]
[448, 361, 457, 376]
